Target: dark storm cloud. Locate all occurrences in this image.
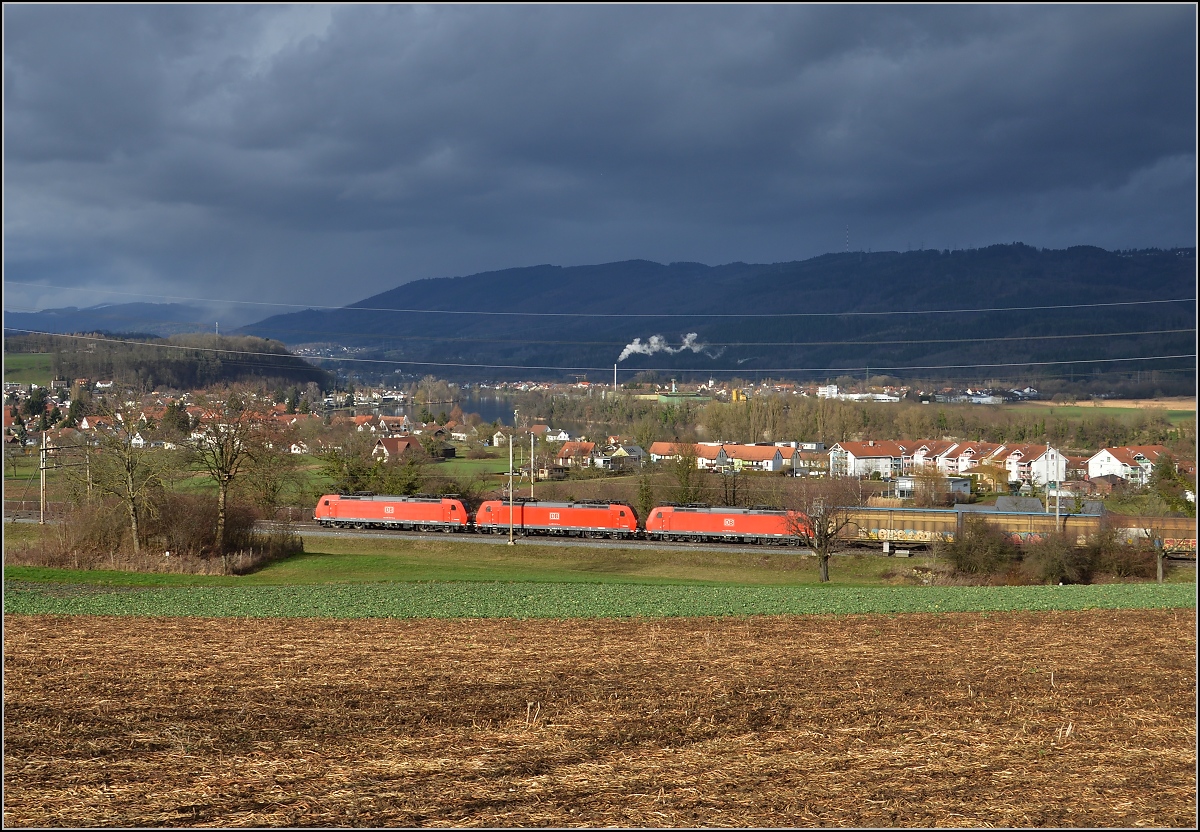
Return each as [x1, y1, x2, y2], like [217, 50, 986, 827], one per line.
[4, 4, 1195, 318]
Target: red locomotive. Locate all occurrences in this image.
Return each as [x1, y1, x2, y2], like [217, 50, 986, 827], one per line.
[313, 493, 469, 532]
[644, 504, 811, 545]
[475, 499, 639, 539]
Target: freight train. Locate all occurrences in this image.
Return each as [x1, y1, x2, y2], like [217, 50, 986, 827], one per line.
[313, 493, 1196, 556]
[848, 506, 1196, 556]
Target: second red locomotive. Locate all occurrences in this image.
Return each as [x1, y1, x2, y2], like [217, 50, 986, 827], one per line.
[644, 504, 812, 545]
[475, 499, 639, 539]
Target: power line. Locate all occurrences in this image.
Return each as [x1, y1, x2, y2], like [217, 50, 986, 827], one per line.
[4, 280, 1194, 318]
[8, 329, 1192, 376]
[176, 326, 1195, 349]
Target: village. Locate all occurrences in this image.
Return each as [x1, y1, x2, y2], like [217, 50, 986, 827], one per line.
[4, 373, 1193, 514]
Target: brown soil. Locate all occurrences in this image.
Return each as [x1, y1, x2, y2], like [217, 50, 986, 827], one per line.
[1021, 396, 1196, 411]
[4, 611, 1196, 828]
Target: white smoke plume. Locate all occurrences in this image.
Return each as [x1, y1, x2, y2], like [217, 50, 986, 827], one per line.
[618, 333, 725, 362]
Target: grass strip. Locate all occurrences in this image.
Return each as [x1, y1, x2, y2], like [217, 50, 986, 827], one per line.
[4, 580, 1194, 619]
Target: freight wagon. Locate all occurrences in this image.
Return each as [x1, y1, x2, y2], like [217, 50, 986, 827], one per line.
[474, 499, 639, 538]
[313, 493, 469, 532]
[644, 504, 812, 545]
[844, 506, 1196, 556]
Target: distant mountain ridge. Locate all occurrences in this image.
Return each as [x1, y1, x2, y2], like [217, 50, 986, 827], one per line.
[4, 303, 215, 338]
[240, 244, 1196, 386]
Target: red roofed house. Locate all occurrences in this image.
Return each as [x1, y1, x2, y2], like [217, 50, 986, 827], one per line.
[648, 441, 688, 463]
[828, 441, 916, 478]
[908, 440, 959, 471]
[987, 444, 1067, 486]
[378, 415, 409, 434]
[1086, 445, 1171, 487]
[940, 441, 1007, 475]
[372, 436, 422, 461]
[694, 443, 728, 471]
[721, 444, 785, 472]
[555, 441, 597, 468]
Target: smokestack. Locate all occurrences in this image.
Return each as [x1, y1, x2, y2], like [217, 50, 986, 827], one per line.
[614, 364, 617, 391]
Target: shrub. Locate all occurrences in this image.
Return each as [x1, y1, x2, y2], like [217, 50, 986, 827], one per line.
[8, 492, 302, 577]
[9, 499, 131, 570]
[935, 514, 1020, 575]
[1020, 532, 1095, 584]
[1088, 525, 1158, 579]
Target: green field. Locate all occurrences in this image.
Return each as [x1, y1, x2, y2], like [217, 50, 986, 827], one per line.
[4, 528, 1194, 618]
[2, 353, 55, 386]
[4, 577, 1193, 619]
[1007, 402, 1195, 426]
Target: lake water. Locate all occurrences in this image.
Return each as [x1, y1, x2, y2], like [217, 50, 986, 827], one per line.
[367, 394, 518, 426]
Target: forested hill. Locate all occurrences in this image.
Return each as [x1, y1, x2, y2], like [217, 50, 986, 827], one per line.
[241, 244, 1197, 385]
[4, 333, 332, 391]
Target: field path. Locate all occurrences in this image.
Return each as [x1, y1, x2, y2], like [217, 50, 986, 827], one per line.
[4, 611, 1195, 828]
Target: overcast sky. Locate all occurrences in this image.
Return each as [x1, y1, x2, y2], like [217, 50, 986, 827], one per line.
[4, 4, 1196, 322]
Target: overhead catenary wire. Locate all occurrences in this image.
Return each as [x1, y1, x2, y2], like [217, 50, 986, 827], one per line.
[98, 326, 1187, 349]
[6, 329, 1194, 377]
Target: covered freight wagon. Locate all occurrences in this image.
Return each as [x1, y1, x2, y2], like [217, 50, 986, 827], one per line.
[475, 499, 638, 538]
[645, 504, 811, 544]
[313, 493, 468, 531]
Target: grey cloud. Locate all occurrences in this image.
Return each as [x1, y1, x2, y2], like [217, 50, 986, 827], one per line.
[3, 5, 1195, 315]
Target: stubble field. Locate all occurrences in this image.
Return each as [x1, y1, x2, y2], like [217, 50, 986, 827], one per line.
[3, 609, 1195, 828]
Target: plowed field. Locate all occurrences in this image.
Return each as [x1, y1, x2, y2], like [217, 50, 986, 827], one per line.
[4, 611, 1196, 828]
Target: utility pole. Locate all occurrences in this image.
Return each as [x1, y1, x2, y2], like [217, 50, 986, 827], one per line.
[531, 432, 535, 499]
[508, 416, 515, 546]
[1053, 446, 1061, 532]
[39, 430, 47, 525]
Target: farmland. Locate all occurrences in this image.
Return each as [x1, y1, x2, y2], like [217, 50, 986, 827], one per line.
[1009, 397, 1195, 427]
[3, 611, 1195, 827]
[2, 353, 54, 386]
[4, 495, 1196, 827]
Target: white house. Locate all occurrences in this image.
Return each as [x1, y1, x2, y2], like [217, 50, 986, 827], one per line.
[1086, 446, 1169, 486]
[721, 444, 785, 472]
[990, 444, 1067, 486]
[828, 441, 914, 478]
[941, 441, 1007, 475]
[647, 441, 689, 463]
[695, 443, 728, 471]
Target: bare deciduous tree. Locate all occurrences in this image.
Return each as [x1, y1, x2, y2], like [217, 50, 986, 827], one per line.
[784, 477, 865, 582]
[84, 400, 178, 554]
[911, 466, 950, 507]
[668, 442, 705, 505]
[187, 392, 260, 554]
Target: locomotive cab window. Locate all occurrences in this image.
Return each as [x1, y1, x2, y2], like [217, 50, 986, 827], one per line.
[619, 511, 626, 517]
[485, 506, 492, 512]
[654, 512, 662, 519]
[323, 500, 330, 506]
